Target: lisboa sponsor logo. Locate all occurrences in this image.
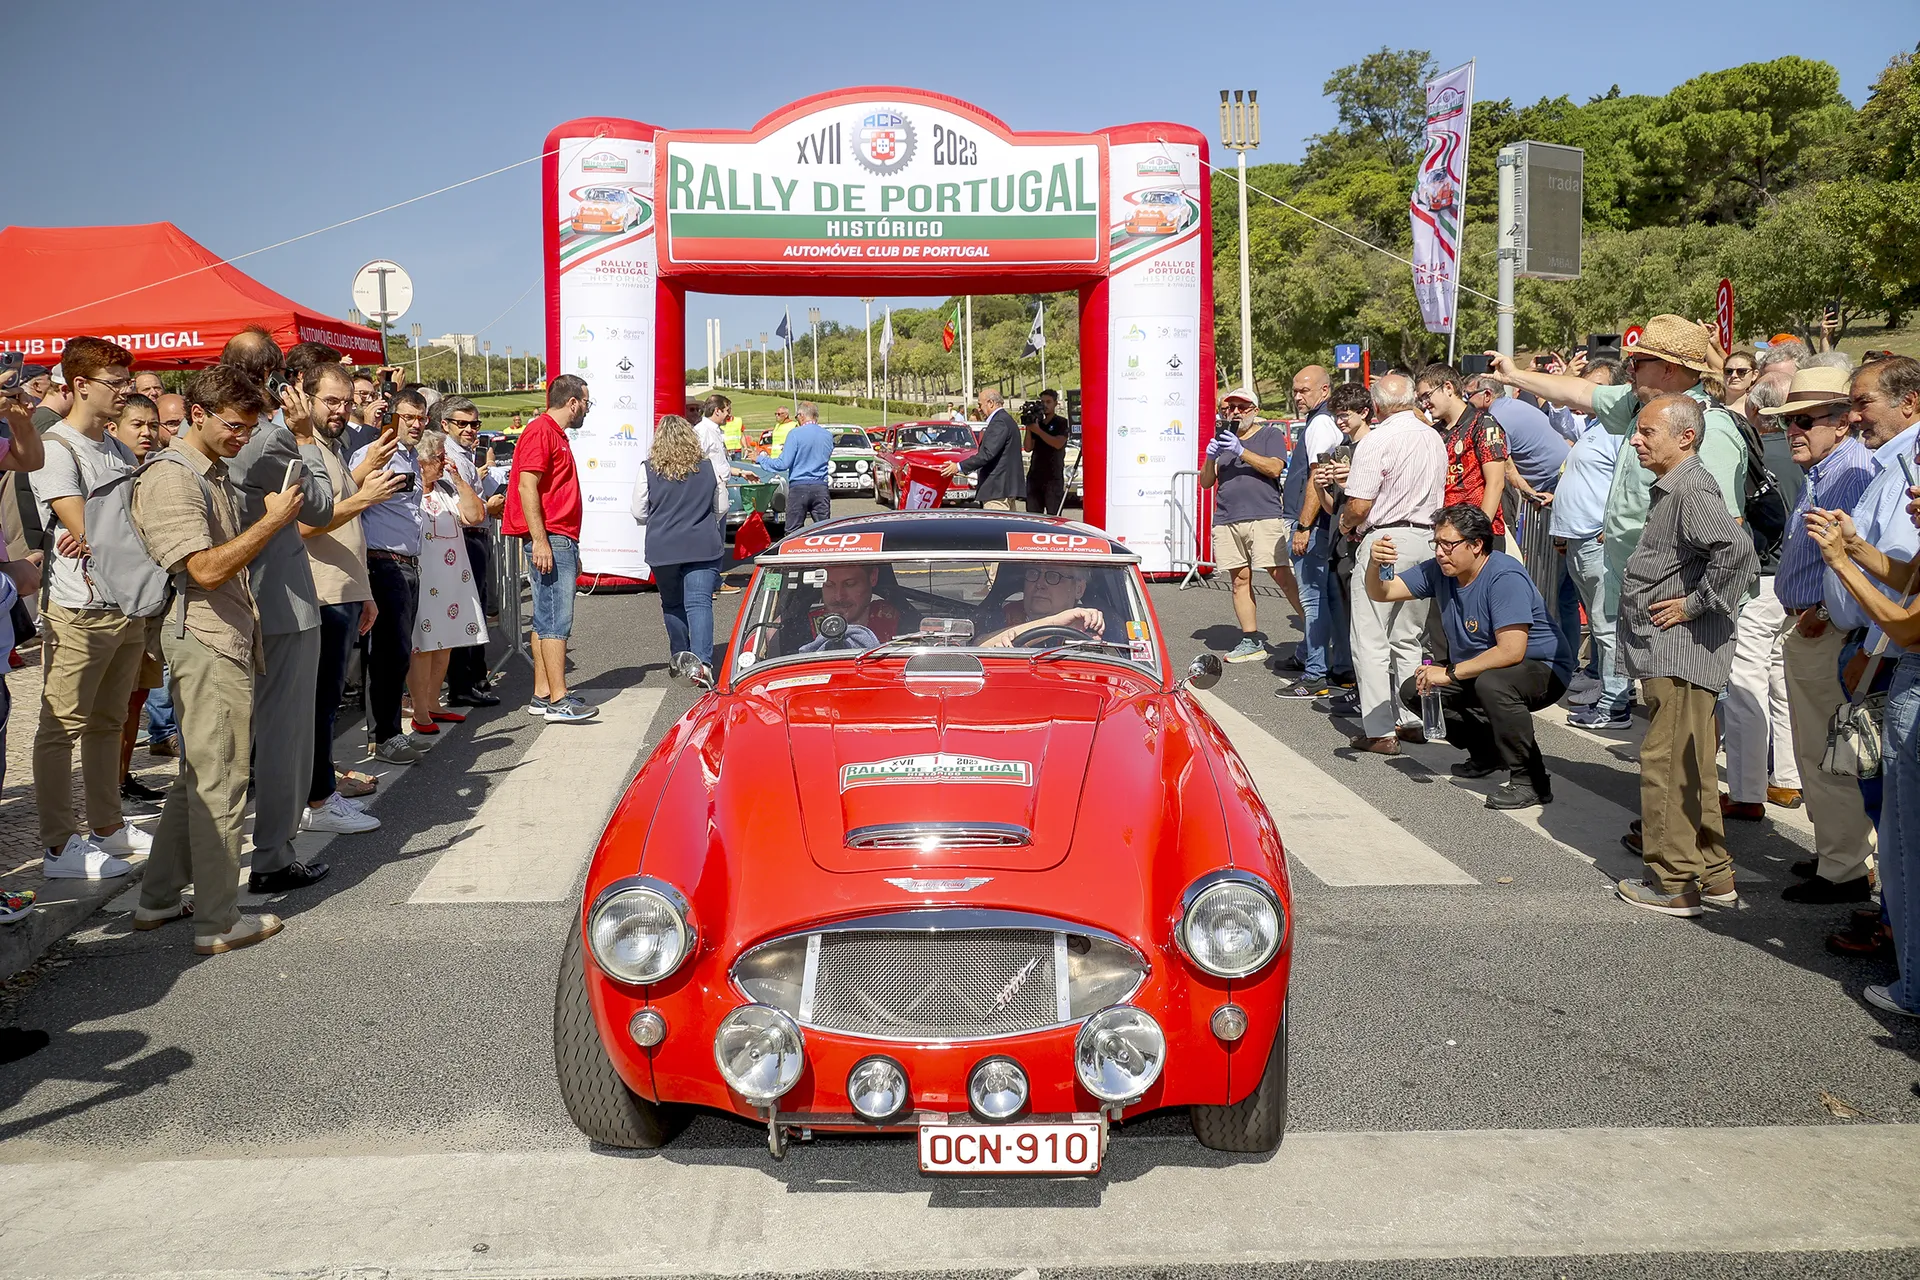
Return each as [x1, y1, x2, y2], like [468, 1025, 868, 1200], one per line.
[614, 355, 636, 379]
[854, 108, 916, 176]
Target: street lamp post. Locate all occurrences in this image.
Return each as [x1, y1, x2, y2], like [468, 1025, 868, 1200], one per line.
[484, 340, 492, 394]
[860, 298, 875, 400]
[759, 333, 769, 390]
[807, 306, 821, 394]
[1218, 88, 1260, 393]
[410, 323, 422, 384]
[454, 339, 463, 394]
[506, 346, 513, 390]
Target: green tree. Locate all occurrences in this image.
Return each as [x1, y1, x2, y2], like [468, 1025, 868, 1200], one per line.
[1312, 47, 1437, 170]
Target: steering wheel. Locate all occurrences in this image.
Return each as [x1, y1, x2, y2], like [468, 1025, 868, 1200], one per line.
[1011, 624, 1095, 649]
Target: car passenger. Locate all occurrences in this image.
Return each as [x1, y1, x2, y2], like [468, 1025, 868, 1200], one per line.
[979, 562, 1106, 648]
[803, 564, 900, 649]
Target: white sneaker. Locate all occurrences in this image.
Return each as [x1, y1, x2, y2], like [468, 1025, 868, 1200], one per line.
[301, 794, 381, 834]
[43, 834, 133, 880]
[194, 912, 283, 956]
[97, 824, 153, 856]
[338, 795, 371, 815]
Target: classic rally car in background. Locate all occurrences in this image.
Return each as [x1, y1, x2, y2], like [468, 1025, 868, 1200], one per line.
[570, 187, 645, 235]
[1124, 188, 1190, 236]
[826, 425, 877, 495]
[554, 510, 1293, 1171]
[873, 421, 981, 507]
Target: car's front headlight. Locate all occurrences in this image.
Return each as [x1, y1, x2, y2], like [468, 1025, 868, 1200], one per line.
[1074, 1006, 1165, 1102]
[855, 459, 870, 472]
[1177, 872, 1284, 978]
[587, 879, 694, 984]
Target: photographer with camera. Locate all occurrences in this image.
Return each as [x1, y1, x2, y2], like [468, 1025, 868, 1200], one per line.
[351, 388, 428, 763]
[1200, 387, 1290, 664]
[1022, 390, 1069, 516]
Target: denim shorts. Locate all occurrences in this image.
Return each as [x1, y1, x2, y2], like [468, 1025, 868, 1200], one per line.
[530, 533, 580, 639]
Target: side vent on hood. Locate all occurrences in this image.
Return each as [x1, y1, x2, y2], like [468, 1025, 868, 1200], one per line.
[847, 821, 1031, 850]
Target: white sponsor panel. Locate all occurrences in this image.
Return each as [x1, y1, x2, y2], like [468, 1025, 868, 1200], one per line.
[1105, 142, 1203, 574]
[554, 135, 657, 578]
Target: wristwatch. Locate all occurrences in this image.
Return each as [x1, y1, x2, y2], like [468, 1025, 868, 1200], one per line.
[1814, 606, 1831, 622]
[1444, 663, 1458, 684]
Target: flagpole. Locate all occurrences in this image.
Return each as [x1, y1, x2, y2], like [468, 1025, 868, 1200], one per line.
[1446, 59, 1476, 367]
[1038, 300, 1047, 389]
[880, 308, 890, 442]
[964, 296, 974, 401]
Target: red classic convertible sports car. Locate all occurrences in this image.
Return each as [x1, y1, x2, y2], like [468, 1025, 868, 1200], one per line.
[554, 510, 1292, 1172]
[872, 421, 980, 507]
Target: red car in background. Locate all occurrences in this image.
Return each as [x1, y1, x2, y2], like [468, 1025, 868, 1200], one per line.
[872, 420, 981, 507]
[554, 510, 1293, 1173]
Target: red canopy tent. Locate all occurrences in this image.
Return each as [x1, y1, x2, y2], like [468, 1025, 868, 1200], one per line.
[0, 222, 383, 368]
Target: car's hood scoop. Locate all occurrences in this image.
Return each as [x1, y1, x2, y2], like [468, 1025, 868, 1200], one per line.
[786, 679, 1103, 872]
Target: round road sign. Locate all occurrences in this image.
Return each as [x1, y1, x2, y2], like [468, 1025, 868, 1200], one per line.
[351, 260, 414, 324]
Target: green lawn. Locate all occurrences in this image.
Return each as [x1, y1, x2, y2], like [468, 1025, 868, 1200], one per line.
[465, 388, 949, 433]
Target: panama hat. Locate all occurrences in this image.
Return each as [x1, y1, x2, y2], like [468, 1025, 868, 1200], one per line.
[1220, 386, 1260, 409]
[1758, 366, 1852, 416]
[1623, 314, 1713, 374]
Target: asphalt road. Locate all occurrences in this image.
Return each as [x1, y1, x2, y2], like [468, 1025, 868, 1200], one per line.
[1, 496, 1916, 1279]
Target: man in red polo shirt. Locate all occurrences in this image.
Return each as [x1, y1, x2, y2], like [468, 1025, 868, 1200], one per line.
[503, 375, 594, 722]
[1416, 363, 1510, 550]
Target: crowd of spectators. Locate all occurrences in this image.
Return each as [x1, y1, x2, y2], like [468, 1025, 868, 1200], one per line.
[0, 328, 596, 965]
[1205, 322, 1920, 1020]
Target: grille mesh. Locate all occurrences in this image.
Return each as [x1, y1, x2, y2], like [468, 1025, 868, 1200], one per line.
[808, 929, 1061, 1039]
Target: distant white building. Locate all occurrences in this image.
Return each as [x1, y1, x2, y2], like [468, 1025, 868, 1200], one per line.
[431, 332, 479, 357]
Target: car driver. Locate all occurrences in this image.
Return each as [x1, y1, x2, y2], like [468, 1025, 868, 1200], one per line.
[980, 563, 1107, 648]
[801, 564, 901, 650]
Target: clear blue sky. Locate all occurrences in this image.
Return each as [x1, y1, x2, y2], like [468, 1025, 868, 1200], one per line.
[7, 1, 1910, 365]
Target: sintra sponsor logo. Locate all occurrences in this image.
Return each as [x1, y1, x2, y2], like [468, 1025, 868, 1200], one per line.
[610, 425, 641, 445]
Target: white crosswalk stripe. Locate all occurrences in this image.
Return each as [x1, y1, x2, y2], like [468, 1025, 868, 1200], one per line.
[1195, 691, 1477, 886]
[409, 688, 667, 904]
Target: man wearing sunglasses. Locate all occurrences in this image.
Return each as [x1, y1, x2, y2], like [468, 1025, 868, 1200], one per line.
[1366, 503, 1571, 809]
[1763, 366, 1878, 904]
[28, 336, 153, 881]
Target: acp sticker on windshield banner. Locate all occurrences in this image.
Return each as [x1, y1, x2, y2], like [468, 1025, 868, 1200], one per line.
[840, 753, 1033, 791]
[779, 531, 883, 555]
[1006, 531, 1113, 554]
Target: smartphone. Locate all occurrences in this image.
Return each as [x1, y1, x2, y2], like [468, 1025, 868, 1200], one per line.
[0, 351, 22, 391]
[1825, 301, 1841, 325]
[1215, 418, 1238, 439]
[396, 470, 418, 493]
[282, 459, 307, 492]
[266, 371, 290, 402]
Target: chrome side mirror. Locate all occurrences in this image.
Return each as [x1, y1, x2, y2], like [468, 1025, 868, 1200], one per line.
[1179, 653, 1222, 692]
[669, 651, 714, 691]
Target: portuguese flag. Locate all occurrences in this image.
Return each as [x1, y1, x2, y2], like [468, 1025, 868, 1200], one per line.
[941, 302, 959, 353]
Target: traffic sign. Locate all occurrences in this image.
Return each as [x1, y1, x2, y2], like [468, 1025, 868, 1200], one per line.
[1334, 343, 1361, 370]
[1716, 279, 1734, 355]
[1623, 324, 1644, 350]
[351, 259, 413, 325]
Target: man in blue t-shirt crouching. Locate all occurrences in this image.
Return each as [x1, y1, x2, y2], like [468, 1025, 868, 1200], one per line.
[1365, 502, 1573, 810]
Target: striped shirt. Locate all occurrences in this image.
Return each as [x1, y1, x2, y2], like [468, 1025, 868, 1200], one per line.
[1345, 410, 1447, 531]
[1775, 434, 1873, 611]
[1617, 455, 1759, 691]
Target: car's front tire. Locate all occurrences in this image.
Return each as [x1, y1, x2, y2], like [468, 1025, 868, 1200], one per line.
[553, 924, 689, 1149]
[1189, 1008, 1287, 1153]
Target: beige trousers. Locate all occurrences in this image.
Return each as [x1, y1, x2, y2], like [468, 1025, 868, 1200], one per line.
[1639, 676, 1733, 893]
[139, 627, 253, 940]
[1782, 625, 1878, 883]
[33, 603, 146, 849]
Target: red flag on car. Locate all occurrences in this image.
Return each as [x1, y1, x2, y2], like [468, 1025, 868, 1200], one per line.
[733, 509, 772, 559]
[900, 462, 951, 510]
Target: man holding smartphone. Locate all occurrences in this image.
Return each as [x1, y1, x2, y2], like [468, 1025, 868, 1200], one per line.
[1200, 387, 1291, 663]
[229, 348, 339, 892]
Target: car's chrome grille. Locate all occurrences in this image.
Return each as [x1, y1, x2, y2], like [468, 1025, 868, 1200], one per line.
[847, 822, 1030, 850]
[806, 928, 1063, 1040]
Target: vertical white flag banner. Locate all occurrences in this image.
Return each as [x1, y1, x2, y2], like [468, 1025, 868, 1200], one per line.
[1410, 61, 1474, 336]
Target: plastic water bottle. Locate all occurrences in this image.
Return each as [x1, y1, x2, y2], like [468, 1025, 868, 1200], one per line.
[1420, 659, 1447, 741]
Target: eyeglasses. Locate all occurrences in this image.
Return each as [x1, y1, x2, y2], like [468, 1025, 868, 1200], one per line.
[205, 409, 256, 435]
[1431, 536, 1471, 554]
[1724, 365, 1755, 377]
[394, 411, 428, 425]
[1023, 568, 1073, 586]
[1784, 412, 1843, 431]
[82, 373, 132, 391]
[446, 417, 482, 430]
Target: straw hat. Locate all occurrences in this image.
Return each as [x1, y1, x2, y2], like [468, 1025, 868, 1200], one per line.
[1220, 386, 1260, 410]
[1758, 366, 1852, 416]
[1624, 314, 1713, 374]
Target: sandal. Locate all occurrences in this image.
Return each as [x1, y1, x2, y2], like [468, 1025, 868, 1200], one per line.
[336, 771, 377, 799]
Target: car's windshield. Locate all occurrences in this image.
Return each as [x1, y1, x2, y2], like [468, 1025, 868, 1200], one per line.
[896, 425, 974, 449]
[832, 430, 870, 450]
[582, 188, 626, 202]
[1140, 190, 1180, 205]
[733, 558, 1156, 672]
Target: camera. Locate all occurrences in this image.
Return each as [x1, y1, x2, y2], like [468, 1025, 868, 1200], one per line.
[1019, 399, 1048, 428]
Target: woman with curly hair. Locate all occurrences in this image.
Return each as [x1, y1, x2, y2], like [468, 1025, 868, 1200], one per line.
[631, 415, 728, 674]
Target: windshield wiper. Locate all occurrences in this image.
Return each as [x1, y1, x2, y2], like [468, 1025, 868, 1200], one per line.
[852, 630, 951, 668]
[1028, 639, 1136, 666]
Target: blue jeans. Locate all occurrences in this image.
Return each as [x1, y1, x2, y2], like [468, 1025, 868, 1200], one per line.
[530, 533, 579, 639]
[788, 483, 831, 529]
[1563, 535, 1630, 713]
[1294, 522, 1350, 682]
[144, 667, 176, 740]
[655, 557, 724, 666]
[1878, 653, 1920, 1012]
[1555, 562, 1593, 677]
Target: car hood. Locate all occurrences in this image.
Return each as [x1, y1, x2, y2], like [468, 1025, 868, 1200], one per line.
[887, 445, 974, 464]
[783, 677, 1101, 873]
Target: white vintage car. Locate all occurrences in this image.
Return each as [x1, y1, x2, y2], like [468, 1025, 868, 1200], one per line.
[826, 425, 877, 495]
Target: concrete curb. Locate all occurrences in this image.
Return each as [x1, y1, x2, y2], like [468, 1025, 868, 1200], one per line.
[0, 854, 147, 981]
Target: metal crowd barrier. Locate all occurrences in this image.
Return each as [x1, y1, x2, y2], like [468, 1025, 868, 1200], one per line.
[1166, 470, 1215, 588]
[490, 521, 529, 672]
[1505, 490, 1565, 611]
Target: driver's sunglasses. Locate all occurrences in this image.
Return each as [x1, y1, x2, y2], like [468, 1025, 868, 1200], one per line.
[447, 417, 482, 431]
[1023, 568, 1071, 585]
[1785, 411, 1842, 431]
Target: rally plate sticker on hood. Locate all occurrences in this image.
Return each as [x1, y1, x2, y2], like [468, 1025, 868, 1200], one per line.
[841, 753, 1032, 791]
